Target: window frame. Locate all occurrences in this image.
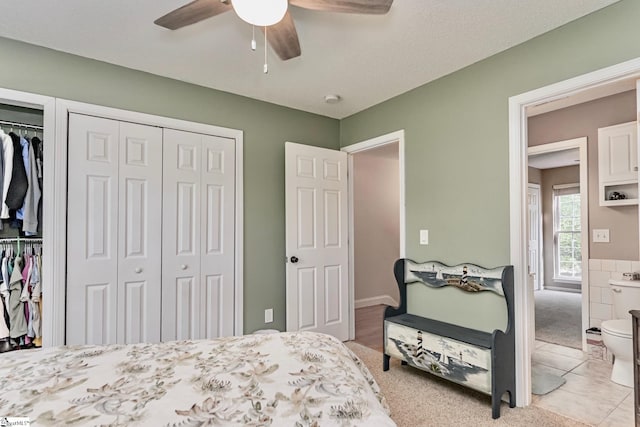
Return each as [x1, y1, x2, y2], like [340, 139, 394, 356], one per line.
[552, 183, 582, 282]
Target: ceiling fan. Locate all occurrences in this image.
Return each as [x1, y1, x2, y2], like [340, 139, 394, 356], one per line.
[154, 0, 394, 62]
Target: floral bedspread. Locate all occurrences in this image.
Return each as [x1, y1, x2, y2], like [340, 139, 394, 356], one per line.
[0, 331, 395, 426]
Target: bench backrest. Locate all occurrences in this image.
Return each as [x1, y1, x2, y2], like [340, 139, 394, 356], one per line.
[393, 259, 514, 334]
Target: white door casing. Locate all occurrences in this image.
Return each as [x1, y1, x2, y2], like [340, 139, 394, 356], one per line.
[511, 61, 640, 407]
[527, 184, 542, 291]
[162, 128, 235, 341]
[285, 142, 349, 341]
[67, 114, 163, 345]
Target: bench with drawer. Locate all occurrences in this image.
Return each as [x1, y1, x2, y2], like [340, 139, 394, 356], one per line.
[383, 259, 516, 419]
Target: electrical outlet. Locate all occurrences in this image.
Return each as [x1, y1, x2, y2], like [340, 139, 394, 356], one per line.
[265, 308, 273, 323]
[593, 229, 610, 243]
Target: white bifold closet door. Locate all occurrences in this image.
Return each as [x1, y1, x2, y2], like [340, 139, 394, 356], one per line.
[161, 128, 235, 341]
[66, 114, 162, 345]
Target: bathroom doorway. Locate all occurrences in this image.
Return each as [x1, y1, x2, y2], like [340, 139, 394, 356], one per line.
[518, 79, 638, 425]
[528, 144, 585, 350]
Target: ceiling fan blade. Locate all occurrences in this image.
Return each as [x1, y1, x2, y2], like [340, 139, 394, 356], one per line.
[154, 0, 232, 30]
[289, 0, 393, 14]
[262, 11, 301, 61]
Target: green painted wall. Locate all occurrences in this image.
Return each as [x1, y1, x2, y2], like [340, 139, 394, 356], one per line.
[2, 0, 639, 336]
[341, 0, 640, 268]
[0, 36, 340, 334]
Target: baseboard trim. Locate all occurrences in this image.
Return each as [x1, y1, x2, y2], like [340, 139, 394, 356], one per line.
[543, 286, 581, 294]
[355, 295, 397, 309]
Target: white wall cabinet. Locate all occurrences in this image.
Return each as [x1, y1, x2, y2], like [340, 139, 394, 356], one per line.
[66, 114, 236, 345]
[598, 121, 638, 206]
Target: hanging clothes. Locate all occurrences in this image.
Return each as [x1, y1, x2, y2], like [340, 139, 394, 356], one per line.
[19, 137, 41, 235]
[32, 136, 44, 234]
[0, 131, 5, 231]
[0, 241, 43, 351]
[0, 130, 12, 220]
[5, 133, 28, 212]
[31, 254, 42, 347]
[8, 255, 27, 339]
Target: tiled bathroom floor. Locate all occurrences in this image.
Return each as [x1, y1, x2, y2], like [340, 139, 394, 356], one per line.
[532, 340, 634, 426]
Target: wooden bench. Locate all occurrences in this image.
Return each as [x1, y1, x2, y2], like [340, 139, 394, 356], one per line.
[383, 259, 516, 419]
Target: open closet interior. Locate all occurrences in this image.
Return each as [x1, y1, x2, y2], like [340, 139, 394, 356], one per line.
[0, 103, 44, 353]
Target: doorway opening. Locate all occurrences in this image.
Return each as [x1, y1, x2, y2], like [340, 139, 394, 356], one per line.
[342, 130, 405, 348]
[528, 141, 587, 352]
[509, 57, 640, 407]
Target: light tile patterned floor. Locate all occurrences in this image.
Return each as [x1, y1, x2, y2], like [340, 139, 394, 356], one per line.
[532, 340, 634, 426]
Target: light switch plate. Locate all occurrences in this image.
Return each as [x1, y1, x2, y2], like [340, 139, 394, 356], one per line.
[265, 308, 273, 323]
[593, 229, 610, 243]
[420, 229, 429, 245]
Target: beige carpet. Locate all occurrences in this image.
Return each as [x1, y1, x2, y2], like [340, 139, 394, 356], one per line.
[535, 289, 582, 349]
[346, 341, 588, 427]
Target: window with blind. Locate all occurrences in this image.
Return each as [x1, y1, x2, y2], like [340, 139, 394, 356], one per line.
[553, 184, 581, 281]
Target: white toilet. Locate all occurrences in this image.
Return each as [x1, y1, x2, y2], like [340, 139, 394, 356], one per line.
[601, 279, 640, 388]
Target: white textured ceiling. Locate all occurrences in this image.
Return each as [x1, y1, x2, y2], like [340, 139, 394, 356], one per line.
[0, 0, 620, 119]
[529, 149, 580, 170]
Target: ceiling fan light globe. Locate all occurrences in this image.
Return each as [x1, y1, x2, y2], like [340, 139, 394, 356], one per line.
[232, 0, 288, 27]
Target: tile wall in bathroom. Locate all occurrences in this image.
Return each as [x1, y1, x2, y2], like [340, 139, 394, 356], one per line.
[588, 258, 640, 328]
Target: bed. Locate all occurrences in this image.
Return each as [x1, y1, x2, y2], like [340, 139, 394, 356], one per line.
[0, 331, 395, 426]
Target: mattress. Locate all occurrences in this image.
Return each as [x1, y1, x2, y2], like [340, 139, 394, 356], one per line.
[0, 331, 395, 426]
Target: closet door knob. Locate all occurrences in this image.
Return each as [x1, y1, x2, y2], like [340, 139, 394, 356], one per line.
[134, 267, 143, 274]
[181, 264, 188, 270]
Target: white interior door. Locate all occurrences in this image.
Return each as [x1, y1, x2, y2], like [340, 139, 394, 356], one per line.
[527, 183, 542, 291]
[162, 128, 235, 341]
[285, 142, 349, 341]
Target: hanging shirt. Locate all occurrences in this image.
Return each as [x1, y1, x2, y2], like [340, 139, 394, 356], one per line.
[21, 139, 41, 235]
[5, 133, 28, 211]
[8, 256, 27, 339]
[31, 136, 43, 235]
[0, 130, 13, 219]
[0, 255, 9, 304]
[0, 297, 9, 339]
[0, 131, 5, 230]
[0, 255, 8, 302]
[16, 136, 29, 221]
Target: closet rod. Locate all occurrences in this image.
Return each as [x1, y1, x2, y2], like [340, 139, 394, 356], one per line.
[0, 120, 43, 131]
[0, 238, 42, 243]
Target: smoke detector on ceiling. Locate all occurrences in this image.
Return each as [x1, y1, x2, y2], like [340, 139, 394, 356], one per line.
[324, 94, 342, 104]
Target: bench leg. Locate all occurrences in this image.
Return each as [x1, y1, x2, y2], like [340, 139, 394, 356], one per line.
[383, 354, 390, 371]
[509, 390, 516, 408]
[492, 395, 500, 419]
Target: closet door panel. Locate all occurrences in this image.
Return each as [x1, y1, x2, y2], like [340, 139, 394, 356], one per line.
[117, 122, 162, 344]
[204, 274, 224, 337]
[201, 136, 235, 338]
[67, 114, 119, 345]
[123, 281, 146, 344]
[162, 128, 202, 341]
[175, 277, 198, 339]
